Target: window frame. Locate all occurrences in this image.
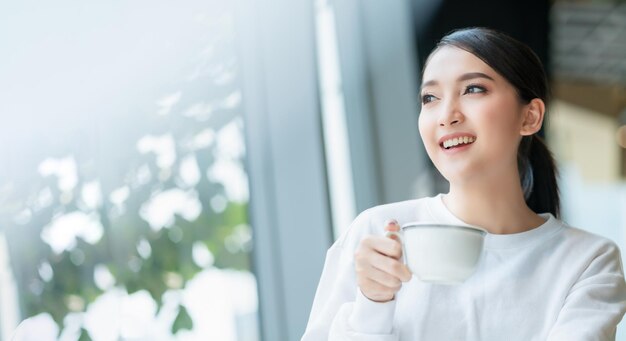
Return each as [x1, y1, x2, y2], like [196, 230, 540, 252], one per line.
[236, 0, 334, 340]
[238, 0, 428, 339]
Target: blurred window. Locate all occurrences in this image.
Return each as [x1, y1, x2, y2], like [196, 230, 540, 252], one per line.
[550, 1, 626, 338]
[0, 1, 260, 340]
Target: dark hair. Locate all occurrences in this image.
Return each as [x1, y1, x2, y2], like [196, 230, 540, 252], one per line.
[426, 27, 560, 217]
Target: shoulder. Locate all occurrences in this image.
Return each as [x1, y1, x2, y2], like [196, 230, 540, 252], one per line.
[553, 219, 624, 275]
[334, 195, 438, 250]
[558, 219, 621, 253]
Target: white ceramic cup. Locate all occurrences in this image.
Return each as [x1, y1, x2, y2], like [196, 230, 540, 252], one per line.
[386, 222, 487, 284]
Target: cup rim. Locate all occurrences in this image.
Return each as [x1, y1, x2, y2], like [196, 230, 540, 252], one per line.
[400, 221, 488, 235]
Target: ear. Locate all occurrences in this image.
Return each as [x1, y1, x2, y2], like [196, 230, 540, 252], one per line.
[520, 98, 545, 136]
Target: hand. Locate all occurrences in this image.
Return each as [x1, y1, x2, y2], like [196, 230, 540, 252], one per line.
[354, 219, 412, 302]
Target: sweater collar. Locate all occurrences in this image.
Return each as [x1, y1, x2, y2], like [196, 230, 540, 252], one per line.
[426, 193, 564, 250]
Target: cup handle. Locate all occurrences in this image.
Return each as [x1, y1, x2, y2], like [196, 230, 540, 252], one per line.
[384, 230, 407, 265]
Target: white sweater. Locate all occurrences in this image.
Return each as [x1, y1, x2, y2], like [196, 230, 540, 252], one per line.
[302, 194, 626, 341]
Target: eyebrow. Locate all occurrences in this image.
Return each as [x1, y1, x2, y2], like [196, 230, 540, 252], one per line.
[420, 72, 495, 92]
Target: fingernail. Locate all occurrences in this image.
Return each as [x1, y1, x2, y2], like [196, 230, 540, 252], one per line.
[386, 219, 398, 226]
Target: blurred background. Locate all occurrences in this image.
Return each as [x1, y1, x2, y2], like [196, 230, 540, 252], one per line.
[0, 0, 625, 340]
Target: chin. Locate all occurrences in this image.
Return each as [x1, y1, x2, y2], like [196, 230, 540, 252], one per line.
[438, 167, 476, 184]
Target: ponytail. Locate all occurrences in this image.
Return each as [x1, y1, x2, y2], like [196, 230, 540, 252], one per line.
[518, 135, 560, 218]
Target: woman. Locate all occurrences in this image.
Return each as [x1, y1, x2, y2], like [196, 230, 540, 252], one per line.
[302, 27, 626, 340]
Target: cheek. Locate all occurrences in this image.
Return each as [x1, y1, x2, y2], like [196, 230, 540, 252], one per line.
[475, 105, 523, 159]
[475, 99, 522, 137]
[418, 113, 426, 137]
[418, 112, 437, 150]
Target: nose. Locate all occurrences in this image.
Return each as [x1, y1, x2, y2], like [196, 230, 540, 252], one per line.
[437, 98, 463, 127]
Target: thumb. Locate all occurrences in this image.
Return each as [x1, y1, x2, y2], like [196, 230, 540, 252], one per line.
[384, 219, 400, 232]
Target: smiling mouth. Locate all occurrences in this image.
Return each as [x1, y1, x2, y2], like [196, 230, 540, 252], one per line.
[440, 136, 476, 149]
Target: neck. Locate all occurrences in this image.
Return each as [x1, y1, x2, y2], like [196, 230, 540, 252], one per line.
[443, 172, 545, 234]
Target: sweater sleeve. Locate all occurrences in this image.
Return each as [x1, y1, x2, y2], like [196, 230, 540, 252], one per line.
[326, 290, 398, 340]
[301, 210, 399, 340]
[547, 241, 626, 340]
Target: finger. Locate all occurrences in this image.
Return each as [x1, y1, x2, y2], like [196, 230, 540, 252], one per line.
[362, 236, 403, 259]
[355, 239, 413, 282]
[358, 278, 397, 302]
[384, 220, 402, 243]
[368, 252, 412, 282]
[359, 264, 402, 289]
[384, 219, 400, 232]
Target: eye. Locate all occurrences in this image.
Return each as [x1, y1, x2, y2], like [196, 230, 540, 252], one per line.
[464, 84, 487, 95]
[421, 93, 437, 104]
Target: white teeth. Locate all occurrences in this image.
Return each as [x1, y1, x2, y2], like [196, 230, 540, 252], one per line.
[442, 136, 475, 149]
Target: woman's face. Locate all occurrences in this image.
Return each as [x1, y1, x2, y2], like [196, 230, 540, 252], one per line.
[418, 46, 529, 184]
